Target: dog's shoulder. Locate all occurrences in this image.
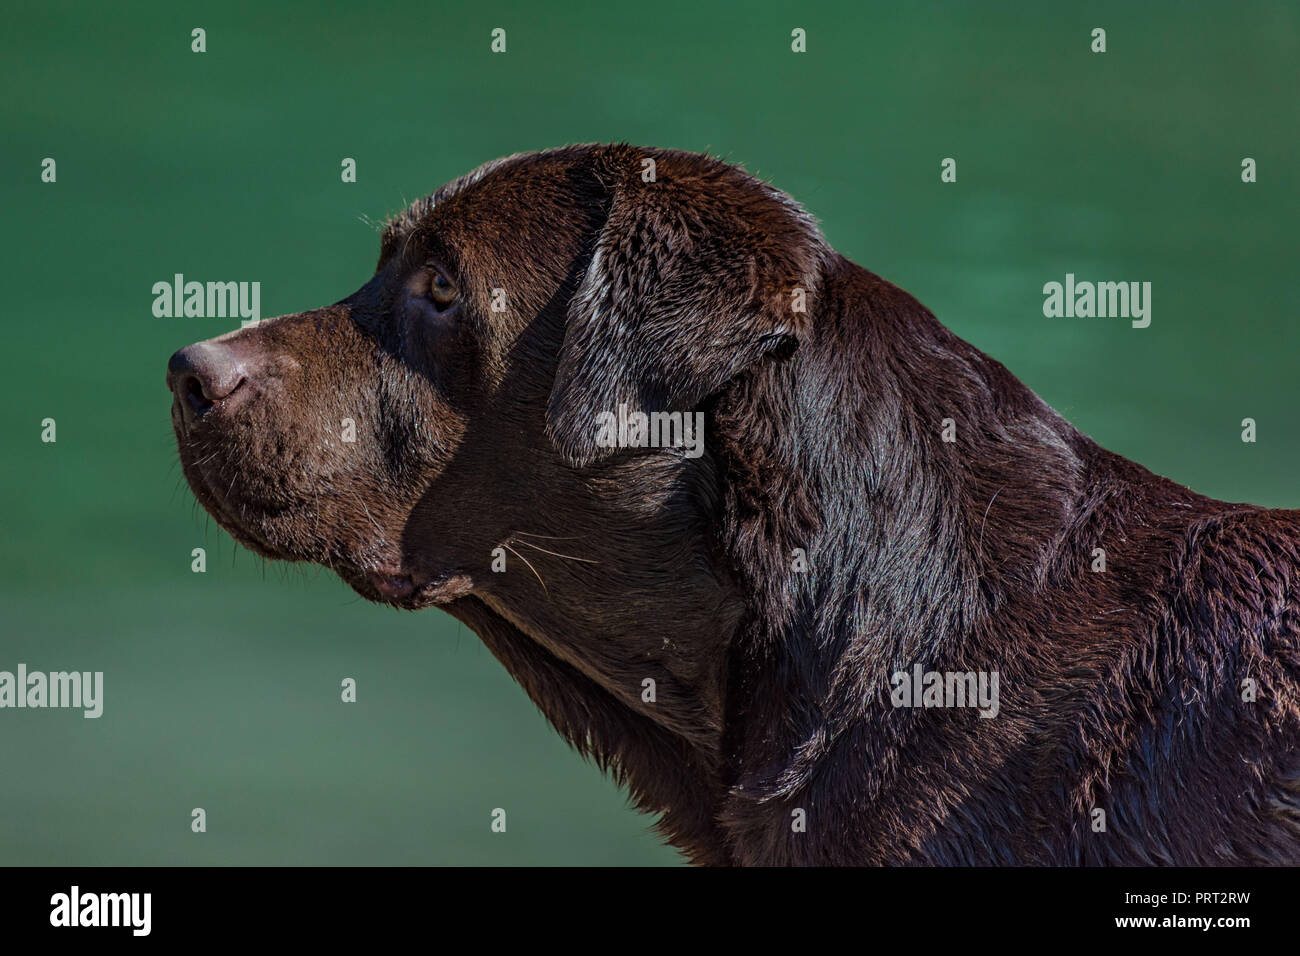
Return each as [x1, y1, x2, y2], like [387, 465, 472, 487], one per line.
[1171, 505, 1300, 860]
[1174, 505, 1300, 631]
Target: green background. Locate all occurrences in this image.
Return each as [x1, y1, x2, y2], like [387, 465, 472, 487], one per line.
[1, 1, 1296, 865]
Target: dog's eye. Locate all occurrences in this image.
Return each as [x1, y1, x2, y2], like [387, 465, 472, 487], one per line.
[428, 270, 457, 310]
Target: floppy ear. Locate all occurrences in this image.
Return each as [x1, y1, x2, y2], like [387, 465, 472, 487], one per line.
[546, 147, 828, 467]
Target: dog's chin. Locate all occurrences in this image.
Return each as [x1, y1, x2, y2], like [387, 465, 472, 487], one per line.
[174, 423, 475, 610]
[177, 457, 299, 560]
[187, 486, 473, 609]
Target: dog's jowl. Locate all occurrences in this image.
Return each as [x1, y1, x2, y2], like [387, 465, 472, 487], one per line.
[166, 144, 1300, 866]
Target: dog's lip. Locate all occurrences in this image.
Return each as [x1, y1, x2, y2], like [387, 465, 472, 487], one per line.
[172, 410, 468, 608]
[370, 571, 417, 600]
[361, 567, 474, 608]
[175, 449, 297, 559]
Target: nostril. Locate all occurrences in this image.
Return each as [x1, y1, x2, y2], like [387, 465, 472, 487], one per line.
[168, 343, 249, 418]
[183, 374, 214, 416]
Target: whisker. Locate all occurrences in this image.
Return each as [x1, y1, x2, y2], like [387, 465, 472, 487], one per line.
[513, 538, 599, 564]
[511, 531, 589, 540]
[502, 543, 548, 596]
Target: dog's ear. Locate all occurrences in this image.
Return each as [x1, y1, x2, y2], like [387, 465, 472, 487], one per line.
[546, 147, 827, 467]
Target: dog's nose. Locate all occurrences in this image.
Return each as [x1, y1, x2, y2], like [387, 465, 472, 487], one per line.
[167, 342, 248, 419]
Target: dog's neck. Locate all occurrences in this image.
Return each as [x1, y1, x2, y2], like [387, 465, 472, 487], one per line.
[705, 257, 1099, 848]
[451, 450, 747, 863]
[720, 255, 1090, 638]
[466, 434, 747, 751]
[462, 256, 1099, 863]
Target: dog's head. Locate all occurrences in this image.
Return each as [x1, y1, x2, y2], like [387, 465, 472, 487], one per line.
[167, 145, 827, 617]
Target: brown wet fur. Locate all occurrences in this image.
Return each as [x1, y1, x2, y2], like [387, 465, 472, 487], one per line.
[168, 144, 1300, 865]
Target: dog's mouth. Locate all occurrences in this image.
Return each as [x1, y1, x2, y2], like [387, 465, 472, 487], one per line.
[183, 463, 473, 609]
[174, 433, 299, 562]
[342, 566, 475, 610]
[178, 472, 280, 563]
[174, 407, 473, 610]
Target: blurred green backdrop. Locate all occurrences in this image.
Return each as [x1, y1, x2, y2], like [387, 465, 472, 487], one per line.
[1, 0, 1297, 865]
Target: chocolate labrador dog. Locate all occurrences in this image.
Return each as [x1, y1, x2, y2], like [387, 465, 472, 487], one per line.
[167, 144, 1300, 865]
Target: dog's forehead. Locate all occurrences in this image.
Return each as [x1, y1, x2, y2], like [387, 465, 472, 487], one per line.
[378, 164, 504, 254]
[379, 146, 598, 254]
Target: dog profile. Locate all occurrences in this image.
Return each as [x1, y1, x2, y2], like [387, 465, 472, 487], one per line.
[167, 144, 1300, 865]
